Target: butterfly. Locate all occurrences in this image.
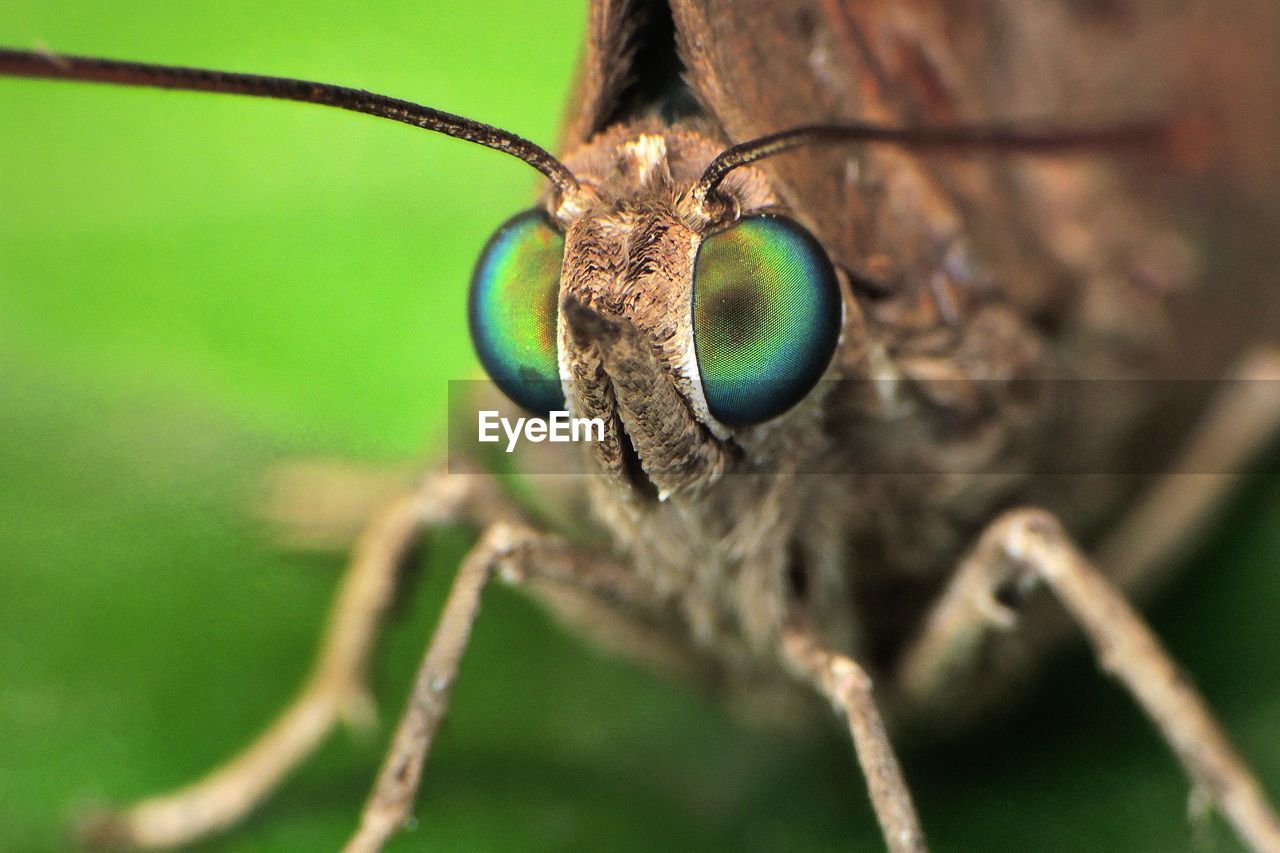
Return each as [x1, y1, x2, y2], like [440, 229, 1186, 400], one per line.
[1, 1, 1279, 850]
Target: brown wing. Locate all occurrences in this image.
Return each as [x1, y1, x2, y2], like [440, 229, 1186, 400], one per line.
[558, 0, 636, 150]
[659, 0, 1280, 568]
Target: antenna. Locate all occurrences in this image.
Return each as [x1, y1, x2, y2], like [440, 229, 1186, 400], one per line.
[0, 48, 580, 195]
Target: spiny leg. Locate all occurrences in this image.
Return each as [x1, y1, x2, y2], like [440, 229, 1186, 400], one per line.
[344, 522, 653, 853]
[1100, 346, 1280, 593]
[84, 465, 520, 849]
[894, 345, 1280, 713]
[780, 624, 928, 853]
[899, 507, 1280, 852]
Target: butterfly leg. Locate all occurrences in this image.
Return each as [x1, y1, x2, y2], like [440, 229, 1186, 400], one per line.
[254, 385, 530, 553]
[779, 623, 928, 853]
[82, 464, 520, 849]
[344, 522, 653, 853]
[896, 506, 1280, 852]
[1098, 345, 1280, 594]
[894, 345, 1280, 713]
[256, 457, 421, 553]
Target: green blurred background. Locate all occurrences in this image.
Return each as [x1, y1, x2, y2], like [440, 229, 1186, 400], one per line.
[1, 2, 1278, 850]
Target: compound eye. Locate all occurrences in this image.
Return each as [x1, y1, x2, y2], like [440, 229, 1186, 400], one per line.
[691, 214, 841, 427]
[468, 209, 566, 414]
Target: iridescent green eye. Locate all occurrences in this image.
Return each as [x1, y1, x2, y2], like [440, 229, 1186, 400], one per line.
[468, 209, 565, 414]
[691, 214, 841, 427]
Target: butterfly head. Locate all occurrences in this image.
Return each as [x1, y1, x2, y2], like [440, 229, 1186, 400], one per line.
[468, 125, 845, 499]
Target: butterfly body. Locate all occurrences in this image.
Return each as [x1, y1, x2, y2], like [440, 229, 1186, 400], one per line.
[490, 1, 1196, 719]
